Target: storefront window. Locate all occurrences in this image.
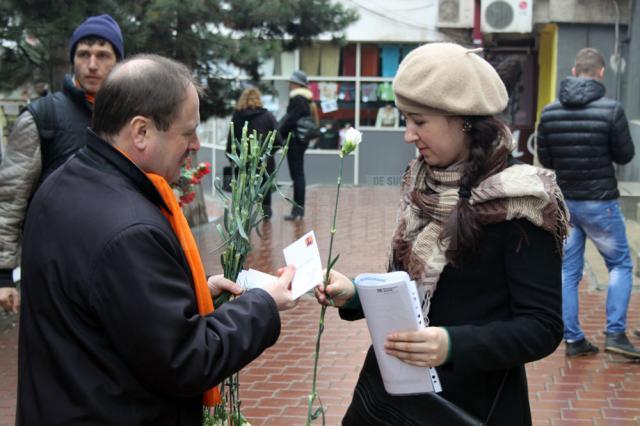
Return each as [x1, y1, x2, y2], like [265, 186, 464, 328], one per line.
[359, 82, 398, 127]
[258, 42, 419, 132]
[341, 44, 357, 77]
[300, 44, 341, 77]
[360, 43, 417, 78]
[299, 42, 360, 77]
[314, 80, 355, 149]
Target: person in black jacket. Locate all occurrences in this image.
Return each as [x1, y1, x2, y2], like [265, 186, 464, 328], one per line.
[537, 47, 639, 359]
[315, 43, 567, 426]
[0, 14, 124, 312]
[278, 70, 319, 220]
[227, 87, 282, 218]
[17, 54, 296, 426]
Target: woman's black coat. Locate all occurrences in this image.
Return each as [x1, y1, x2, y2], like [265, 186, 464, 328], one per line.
[340, 219, 563, 426]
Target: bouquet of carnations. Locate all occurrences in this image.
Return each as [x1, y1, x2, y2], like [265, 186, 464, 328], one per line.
[174, 157, 212, 206]
[205, 122, 290, 426]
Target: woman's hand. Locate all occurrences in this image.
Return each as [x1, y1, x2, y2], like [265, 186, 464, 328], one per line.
[0, 287, 20, 314]
[384, 327, 450, 368]
[314, 269, 355, 308]
[207, 274, 244, 299]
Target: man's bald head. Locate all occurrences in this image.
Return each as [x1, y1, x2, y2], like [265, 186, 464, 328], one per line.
[93, 54, 201, 139]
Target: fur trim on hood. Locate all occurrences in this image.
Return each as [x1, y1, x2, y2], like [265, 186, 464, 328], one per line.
[290, 87, 313, 100]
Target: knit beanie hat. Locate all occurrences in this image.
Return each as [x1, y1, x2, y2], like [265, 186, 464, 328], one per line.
[69, 14, 124, 63]
[393, 43, 508, 116]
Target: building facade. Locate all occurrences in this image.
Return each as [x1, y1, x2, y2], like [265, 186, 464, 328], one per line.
[201, 0, 639, 191]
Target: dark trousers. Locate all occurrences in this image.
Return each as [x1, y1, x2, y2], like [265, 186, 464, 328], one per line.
[287, 142, 307, 215]
[263, 156, 276, 208]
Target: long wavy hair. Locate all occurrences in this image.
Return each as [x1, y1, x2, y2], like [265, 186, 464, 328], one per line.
[438, 115, 511, 264]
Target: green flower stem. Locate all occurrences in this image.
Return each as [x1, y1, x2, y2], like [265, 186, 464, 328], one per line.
[306, 305, 326, 426]
[213, 126, 290, 425]
[324, 157, 344, 290]
[306, 155, 345, 425]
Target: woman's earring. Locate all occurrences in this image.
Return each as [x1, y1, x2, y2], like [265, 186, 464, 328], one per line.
[462, 121, 472, 133]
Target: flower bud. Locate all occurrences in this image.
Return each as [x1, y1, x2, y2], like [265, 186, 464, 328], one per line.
[341, 127, 362, 157]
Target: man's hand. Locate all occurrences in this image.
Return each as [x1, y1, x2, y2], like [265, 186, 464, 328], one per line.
[0, 287, 20, 314]
[207, 275, 243, 299]
[262, 265, 296, 311]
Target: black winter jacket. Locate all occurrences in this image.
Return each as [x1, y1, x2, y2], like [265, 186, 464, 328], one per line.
[226, 107, 282, 153]
[537, 77, 634, 200]
[17, 132, 281, 426]
[278, 88, 313, 145]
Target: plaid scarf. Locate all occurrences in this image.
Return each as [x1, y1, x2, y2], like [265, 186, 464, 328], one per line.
[391, 140, 568, 322]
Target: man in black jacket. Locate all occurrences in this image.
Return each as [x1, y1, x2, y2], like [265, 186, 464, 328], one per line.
[17, 54, 296, 425]
[0, 14, 124, 312]
[537, 47, 638, 359]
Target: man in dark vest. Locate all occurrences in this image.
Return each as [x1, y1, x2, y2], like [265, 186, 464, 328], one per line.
[537, 47, 639, 359]
[0, 14, 124, 312]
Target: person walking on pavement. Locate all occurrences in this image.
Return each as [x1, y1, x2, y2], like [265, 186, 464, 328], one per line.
[537, 47, 639, 359]
[17, 54, 296, 425]
[278, 70, 319, 220]
[227, 87, 283, 219]
[0, 14, 124, 313]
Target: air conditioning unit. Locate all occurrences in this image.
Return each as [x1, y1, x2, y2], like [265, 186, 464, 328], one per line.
[481, 0, 533, 33]
[437, 0, 475, 28]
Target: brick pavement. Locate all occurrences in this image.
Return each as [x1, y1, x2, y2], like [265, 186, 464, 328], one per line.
[1, 185, 640, 426]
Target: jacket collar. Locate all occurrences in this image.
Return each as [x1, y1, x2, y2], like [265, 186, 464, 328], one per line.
[84, 130, 172, 214]
[290, 87, 313, 100]
[63, 74, 93, 113]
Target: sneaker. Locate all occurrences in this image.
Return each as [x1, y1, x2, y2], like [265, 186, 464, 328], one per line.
[604, 332, 640, 359]
[566, 338, 599, 357]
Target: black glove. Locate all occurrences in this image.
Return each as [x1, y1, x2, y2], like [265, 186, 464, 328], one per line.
[0, 269, 15, 287]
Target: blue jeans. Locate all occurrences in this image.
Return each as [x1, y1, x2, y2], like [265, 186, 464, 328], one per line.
[562, 200, 633, 341]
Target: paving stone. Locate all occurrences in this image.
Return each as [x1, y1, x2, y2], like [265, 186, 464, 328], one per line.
[1, 185, 639, 426]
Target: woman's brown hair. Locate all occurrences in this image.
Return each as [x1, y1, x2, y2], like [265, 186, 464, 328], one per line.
[235, 87, 263, 111]
[309, 101, 320, 126]
[439, 116, 510, 263]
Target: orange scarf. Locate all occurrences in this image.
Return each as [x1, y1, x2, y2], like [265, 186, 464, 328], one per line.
[115, 148, 221, 406]
[74, 78, 95, 105]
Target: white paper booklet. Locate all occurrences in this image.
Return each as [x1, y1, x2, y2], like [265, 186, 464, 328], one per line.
[355, 271, 442, 395]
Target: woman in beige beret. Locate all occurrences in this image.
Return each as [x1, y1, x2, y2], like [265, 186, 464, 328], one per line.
[316, 43, 568, 425]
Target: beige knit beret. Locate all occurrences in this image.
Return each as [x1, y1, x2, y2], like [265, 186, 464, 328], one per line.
[393, 43, 508, 116]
